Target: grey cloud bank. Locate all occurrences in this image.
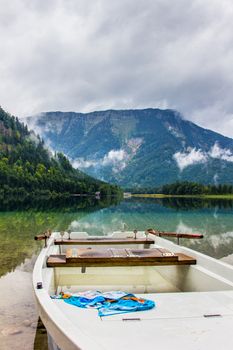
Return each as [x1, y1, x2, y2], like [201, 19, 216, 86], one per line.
[1, 0, 233, 136]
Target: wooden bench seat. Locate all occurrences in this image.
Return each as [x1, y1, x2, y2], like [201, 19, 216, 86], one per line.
[54, 237, 154, 246]
[47, 247, 196, 267]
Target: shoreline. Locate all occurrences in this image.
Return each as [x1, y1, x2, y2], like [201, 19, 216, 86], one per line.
[131, 194, 233, 199]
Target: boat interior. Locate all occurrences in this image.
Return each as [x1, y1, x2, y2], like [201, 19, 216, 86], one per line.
[34, 230, 233, 350]
[42, 231, 233, 297]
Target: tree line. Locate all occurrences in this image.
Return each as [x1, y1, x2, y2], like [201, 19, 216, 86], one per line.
[125, 181, 233, 195]
[161, 181, 233, 195]
[0, 107, 122, 198]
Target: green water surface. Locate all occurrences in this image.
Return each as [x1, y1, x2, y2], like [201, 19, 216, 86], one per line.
[0, 197, 233, 349]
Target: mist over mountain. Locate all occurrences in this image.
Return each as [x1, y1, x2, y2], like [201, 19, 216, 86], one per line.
[26, 108, 233, 188]
[0, 106, 120, 197]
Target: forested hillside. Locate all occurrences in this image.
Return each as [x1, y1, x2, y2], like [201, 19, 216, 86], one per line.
[0, 106, 121, 198]
[27, 108, 233, 188]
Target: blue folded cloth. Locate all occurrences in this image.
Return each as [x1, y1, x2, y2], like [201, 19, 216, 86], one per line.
[63, 290, 155, 317]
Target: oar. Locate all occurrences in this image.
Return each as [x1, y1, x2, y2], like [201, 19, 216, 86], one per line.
[34, 230, 52, 247]
[147, 229, 203, 245]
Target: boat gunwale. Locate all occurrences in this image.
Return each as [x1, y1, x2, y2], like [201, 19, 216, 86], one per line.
[33, 231, 233, 350]
[33, 233, 104, 350]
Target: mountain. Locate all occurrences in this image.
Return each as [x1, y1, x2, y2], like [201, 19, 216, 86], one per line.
[0, 106, 120, 197]
[26, 108, 233, 188]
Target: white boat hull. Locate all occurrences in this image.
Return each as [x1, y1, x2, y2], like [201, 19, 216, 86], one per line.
[33, 231, 233, 350]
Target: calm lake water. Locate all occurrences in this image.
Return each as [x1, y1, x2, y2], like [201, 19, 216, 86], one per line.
[1, 197, 233, 349]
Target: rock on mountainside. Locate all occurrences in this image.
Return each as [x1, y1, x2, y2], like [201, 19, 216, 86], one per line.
[26, 108, 233, 188]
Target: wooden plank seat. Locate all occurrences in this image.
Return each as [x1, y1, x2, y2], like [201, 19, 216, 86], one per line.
[47, 247, 196, 267]
[54, 237, 154, 245]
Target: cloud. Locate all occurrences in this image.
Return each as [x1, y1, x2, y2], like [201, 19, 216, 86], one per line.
[102, 149, 126, 165]
[176, 221, 196, 234]
[102, 149, 127, 172]
[69, 216, 127, 235]
[189, 104, 233, 138]
[72, 158, 97, 169]
[174, 142, 233, 171]
[209, 231, 233, 249]
[1, 0, 233, 137]
[209, 142, 233, 162]
[213, 173, 219, 185]
[25, 114, 56, 154]
[173, 148, 207, 171]
[72, 148, 128, 173]
[72, 138, 142, 173]
[27, 131, 40, 146]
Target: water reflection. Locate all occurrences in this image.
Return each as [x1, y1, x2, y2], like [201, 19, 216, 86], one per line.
[0, 196, 233, 349]
[0, 197, 121, 278]
[2, 196, 232, 275]
[70, 198, 233, 260]
[137, 197, 233, 211]
[0, 196, 121, 350]
[163, 197, 233, 210]
[0, 195, 121, 211]
[0, 255, 41, 350]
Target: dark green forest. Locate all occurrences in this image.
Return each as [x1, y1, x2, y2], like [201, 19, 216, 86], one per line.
[126, 181, 233, 195]
[0, 106, 122, 198]
[161, 181, 233, 195]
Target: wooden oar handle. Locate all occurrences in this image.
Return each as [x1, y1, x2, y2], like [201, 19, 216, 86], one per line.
[34, 230, 52, 241]
[34, 234, 46, 241]
[147, 229, 203, 239]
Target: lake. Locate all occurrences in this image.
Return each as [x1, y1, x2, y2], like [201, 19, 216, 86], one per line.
[1, 197, 233, 349]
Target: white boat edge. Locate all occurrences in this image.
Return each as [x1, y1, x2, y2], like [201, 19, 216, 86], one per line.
[33, 233, 103, 350]
[33, 231, 233, 350]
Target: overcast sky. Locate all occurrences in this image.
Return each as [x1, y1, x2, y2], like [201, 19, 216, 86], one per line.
[1, 0, 233, 136]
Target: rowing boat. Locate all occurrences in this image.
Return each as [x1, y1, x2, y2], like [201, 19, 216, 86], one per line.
[33, 230, 233, 350]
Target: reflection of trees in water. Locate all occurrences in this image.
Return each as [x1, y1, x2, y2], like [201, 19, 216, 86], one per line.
[122, 197, 233, 211]
[160, 197, 233, 211]
[0, 195, 121, 211]
[0, 196, 121, 278]
[1, 195, 232, 277]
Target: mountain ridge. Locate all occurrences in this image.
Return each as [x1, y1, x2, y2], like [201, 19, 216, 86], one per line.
[33, 107, 233, 141]
[26, 108, 233, 188]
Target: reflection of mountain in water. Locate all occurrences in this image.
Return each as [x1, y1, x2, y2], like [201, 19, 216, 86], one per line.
[71, 198, 233, 262]
[1, 196, 233, 279]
